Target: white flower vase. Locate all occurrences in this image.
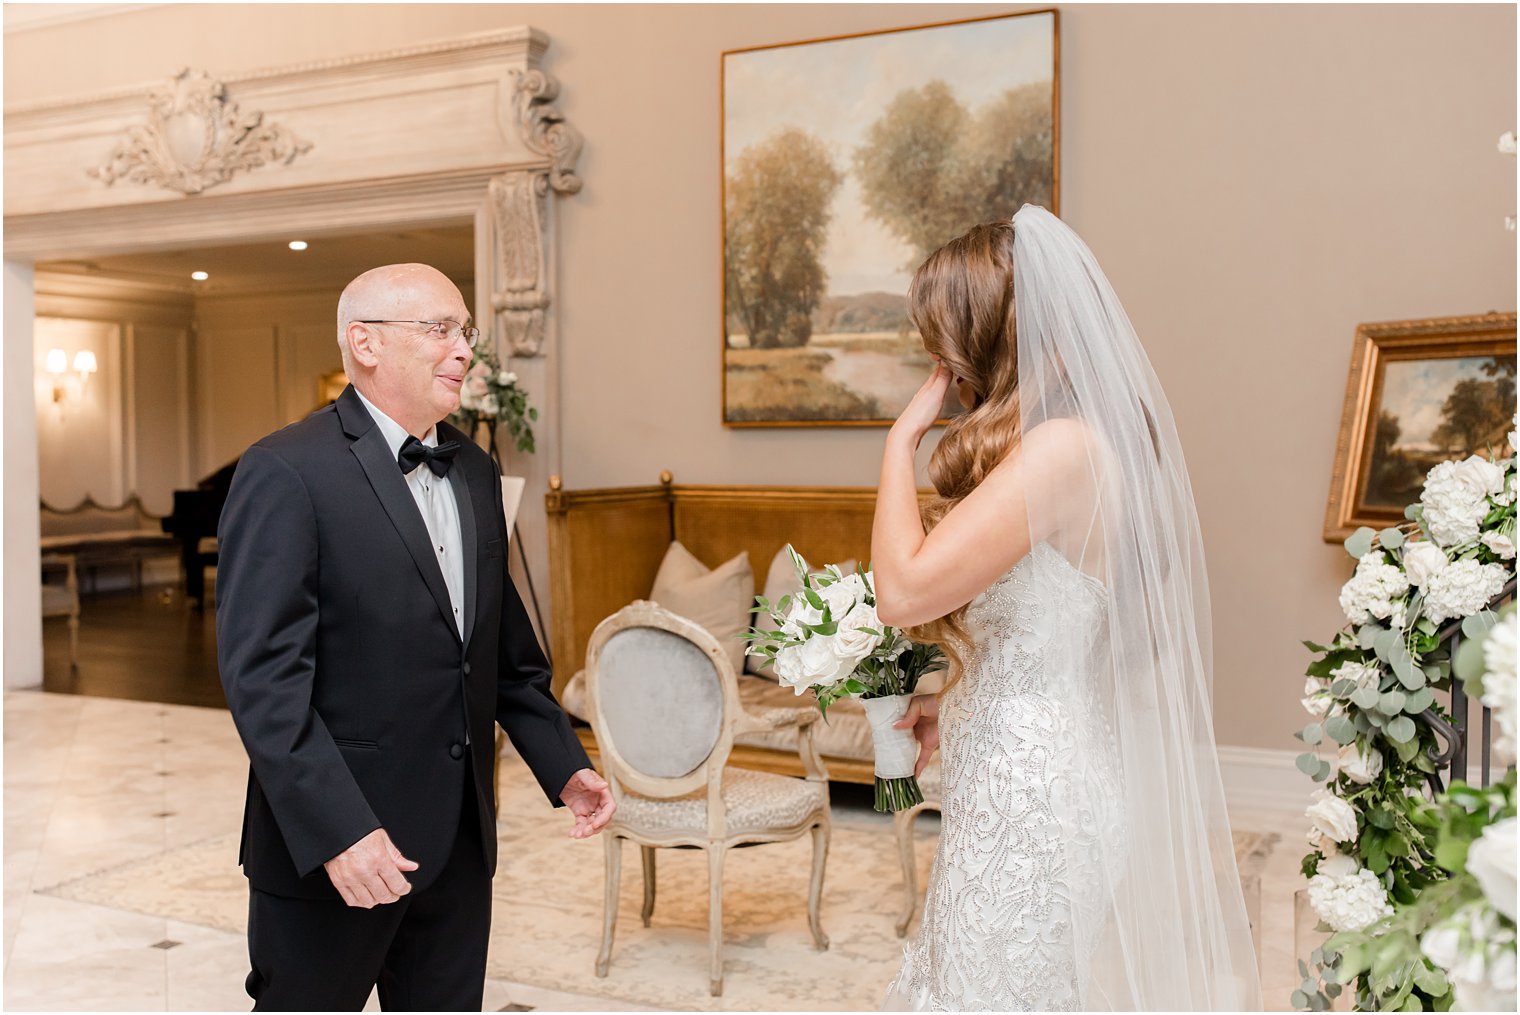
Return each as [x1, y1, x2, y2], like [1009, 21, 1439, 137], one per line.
[861, 694, 925, 813]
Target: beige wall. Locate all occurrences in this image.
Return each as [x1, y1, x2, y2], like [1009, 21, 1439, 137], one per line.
[6, 261, 42, 688]
[5, 4, 1515, 749]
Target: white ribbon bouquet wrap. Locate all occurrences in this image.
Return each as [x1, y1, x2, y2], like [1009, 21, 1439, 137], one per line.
[744, 547, 945, 812]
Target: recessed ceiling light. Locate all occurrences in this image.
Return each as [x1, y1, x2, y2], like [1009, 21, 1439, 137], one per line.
[288, 240, 308, 251]
[191, 271, 209, 281]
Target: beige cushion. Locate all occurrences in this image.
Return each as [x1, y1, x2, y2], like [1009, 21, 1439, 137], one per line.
[650, 541, 753, 675]
[747, 547, 858, 680]
[615, 767, 827, 839]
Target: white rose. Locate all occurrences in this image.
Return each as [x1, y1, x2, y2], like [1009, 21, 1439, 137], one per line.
[479, 392, 499, 416]
[1307, 864, 1393, 932]
[498, 370, 518, 386]
[1403, 541, 1450, 588]
[1501, 131, 1518, 156]
[1424, 906, 1519, 1013]
[1303, 676, 1333, 717]
[1319, 849, 1360, 878]
[817, 576, 862, 620]
[832, 600, 885, 662]
[1453, 455, 1507, 499]
[1337, 742, 1385, 784]
[1424, 561, 1510, 625]
[1338, 552, 1411, 625]
[1482, 531, 1517, 560]
[774, 636, 852, 694]
[1329, 660, 1383, 695]
[780, 594, 824, 639]
[1468, 817, 1517, 922]
[1481, 615, 1517, 766]
[1306, 788, 1359, 846]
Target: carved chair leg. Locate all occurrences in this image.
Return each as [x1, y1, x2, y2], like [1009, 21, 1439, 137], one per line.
[640, 845, 657, 927]
[707, 844, 725, 997]
[596, 834, 622, 977]
[894, 805, 921, 938]
[807, 819, 830, 950]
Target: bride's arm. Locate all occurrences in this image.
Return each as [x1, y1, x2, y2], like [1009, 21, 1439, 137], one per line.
[872, 367, 1093, 630]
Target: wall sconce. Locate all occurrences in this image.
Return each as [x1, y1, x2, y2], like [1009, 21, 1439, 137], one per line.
[45, 347, 97, 410]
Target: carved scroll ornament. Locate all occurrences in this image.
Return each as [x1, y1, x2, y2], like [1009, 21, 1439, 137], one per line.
[90, 68, 313, 195]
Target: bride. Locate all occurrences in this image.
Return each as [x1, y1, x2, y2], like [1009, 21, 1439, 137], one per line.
[872, 205, 1261, 1010]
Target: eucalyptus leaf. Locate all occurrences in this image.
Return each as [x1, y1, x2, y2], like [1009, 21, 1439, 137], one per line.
[1351, 687, 1382, 710]
[1326, 716, 1358, 745]
[1290, 990, 1308, 1010]
[1372, 628, 1398, 663]
[1359, 625, 1380, 651]
[1379, 690, 1407, 714]
[1379, 527, 1405, 549]
[1330, 678, 1357, 697]
[1453, 635, 1487, 685]
[1315, 759, 1334, 782]
[1404, 688, 1434, 713]
[1385, 715, 1417, 743]
[1345, 527, 1376, 559]
[1302, 722, 1324, 745]
[1461, 610, 1497, 640]
[1395, 659, 1426, 690]
[1297, 752, 1323, 776]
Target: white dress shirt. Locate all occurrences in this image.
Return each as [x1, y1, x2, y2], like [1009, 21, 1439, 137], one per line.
[354, 389, 466, 638]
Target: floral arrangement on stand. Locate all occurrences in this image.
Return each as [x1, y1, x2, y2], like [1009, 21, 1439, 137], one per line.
[450, 347, 538, 459]
[1294, 421, 1517, 1011]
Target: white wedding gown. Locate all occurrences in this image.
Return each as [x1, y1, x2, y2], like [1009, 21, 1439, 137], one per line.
[883, 541, 1125, 1012]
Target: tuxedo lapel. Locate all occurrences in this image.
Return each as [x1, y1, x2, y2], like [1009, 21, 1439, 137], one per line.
[446, 452, 478, 650]
[338, 387, 461, 643]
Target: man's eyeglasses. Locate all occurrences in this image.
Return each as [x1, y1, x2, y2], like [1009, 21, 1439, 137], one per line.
[356, 320, 480, 349]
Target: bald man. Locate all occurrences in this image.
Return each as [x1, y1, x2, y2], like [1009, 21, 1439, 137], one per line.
[216, 264, 612, 1011]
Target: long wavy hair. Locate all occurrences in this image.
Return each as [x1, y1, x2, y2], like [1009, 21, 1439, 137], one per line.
[903, 221, 1022, 689]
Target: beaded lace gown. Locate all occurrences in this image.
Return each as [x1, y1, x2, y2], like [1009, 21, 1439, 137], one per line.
[883, 540, 1124, 1012]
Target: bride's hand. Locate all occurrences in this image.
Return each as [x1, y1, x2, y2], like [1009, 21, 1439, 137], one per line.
[893, 693, 940, 778]
[889, 364, 951, 451]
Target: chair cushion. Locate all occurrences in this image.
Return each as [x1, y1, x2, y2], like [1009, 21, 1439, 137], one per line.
[615, 768, 827, 839]
[563, 668, 877, 763]
[650, 542, 753, 675]
[746, 547, 857, 681]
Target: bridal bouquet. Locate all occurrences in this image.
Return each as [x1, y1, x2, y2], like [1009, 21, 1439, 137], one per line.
[744, 547, 945, 812]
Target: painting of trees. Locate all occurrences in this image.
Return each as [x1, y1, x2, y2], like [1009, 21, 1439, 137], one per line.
[721, 10, 1057, 423]
[853, 80, 1054, 265]
[724, 128, 843, 349]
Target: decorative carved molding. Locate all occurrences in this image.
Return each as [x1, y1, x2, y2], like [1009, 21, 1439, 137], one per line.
[487, 69, 582, 358]
[514, 69, 583, 196]
[88, 68, 313, 195]
[490, 172, 550, 357]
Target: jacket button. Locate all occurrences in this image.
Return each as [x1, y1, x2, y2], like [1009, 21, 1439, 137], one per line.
[450, 743, 464, 760]
[462, 662, 472, 675]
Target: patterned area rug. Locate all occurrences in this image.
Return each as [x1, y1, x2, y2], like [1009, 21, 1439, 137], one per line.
[40, 760, 1277, 1011]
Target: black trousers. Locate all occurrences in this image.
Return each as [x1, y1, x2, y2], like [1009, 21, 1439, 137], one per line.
[245, 789, 491, 1012]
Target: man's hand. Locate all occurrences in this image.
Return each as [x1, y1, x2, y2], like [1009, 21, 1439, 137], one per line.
[560, 767, 616, 839]
[893, 693, 941, 778]
[323, 828, 418, 908]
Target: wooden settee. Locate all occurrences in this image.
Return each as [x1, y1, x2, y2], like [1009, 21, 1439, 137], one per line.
[39, 495, 179, 594]
[546, 472, 917, 785]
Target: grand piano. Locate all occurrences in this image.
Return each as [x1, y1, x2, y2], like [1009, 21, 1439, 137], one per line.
[160, 458, 239, 607]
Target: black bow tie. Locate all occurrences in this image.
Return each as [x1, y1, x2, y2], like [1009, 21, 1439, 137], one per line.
[397, 436, 460, 477]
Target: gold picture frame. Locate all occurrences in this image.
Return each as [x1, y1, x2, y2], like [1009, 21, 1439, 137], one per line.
[720, 9, 1060, 427]
[1324, 312, 1517, 543]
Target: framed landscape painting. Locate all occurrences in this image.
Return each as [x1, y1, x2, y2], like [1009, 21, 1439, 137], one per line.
[721, 10, 1060, 426]
[1324, 313, 1517, 542]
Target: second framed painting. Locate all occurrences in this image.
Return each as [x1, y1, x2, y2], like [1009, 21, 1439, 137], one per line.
[721, 9, 1060, 426]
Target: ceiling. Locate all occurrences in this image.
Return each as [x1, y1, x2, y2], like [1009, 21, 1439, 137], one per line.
[38, 224, 476, 297]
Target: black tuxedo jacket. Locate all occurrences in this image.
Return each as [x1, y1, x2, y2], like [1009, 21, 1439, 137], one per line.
[216, 385, 589, 900]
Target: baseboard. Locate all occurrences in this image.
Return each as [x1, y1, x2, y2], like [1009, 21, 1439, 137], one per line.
[1219, 745, 1312, 818]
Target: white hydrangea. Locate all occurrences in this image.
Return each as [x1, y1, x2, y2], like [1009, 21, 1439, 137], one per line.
[1423, 561, 1510, 625]
[1422, 457, 1505, 548]
[1422, 903, 1518, 1013]
[1307, 862, 1393, 932]
[1481, 615, 1517, 767]
[1339, 552, 1410, 625]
